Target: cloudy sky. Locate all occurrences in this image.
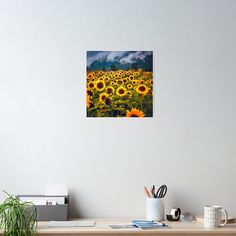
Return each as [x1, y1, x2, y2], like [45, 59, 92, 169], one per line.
[87, 51, 153, 71]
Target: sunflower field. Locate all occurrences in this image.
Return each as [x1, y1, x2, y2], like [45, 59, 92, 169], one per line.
[86, 69, 153, 117]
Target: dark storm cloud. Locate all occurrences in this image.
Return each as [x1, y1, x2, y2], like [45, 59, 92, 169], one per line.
[87, 51, 152, 67]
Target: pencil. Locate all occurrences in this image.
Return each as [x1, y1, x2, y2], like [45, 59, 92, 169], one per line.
[144, 187, 151, 198]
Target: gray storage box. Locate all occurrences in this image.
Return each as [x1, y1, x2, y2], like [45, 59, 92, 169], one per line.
[36, 204, 68, 221]
[18, 195, 69, 221]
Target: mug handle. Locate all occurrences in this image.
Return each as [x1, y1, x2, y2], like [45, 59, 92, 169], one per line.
[220, 209, 228, 227]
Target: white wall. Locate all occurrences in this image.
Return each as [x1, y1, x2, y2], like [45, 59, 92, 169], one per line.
[0, 0, 236, 218]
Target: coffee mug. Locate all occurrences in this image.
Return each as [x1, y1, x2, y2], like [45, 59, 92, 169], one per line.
[204, 205, 228, 228]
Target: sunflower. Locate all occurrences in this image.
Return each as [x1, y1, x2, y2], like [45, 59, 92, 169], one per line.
[116, 86, 126, 97]
[87, 81, 95, 90]
[86, 96, 91, 108]
[116, 80, 123, 86]
[123, 78, 128, 84]
[127, 83, 132, 89]
[139, 79, 144, 84]
[95, 81, 106, 92]
[136, 84, 149, 96]
[99, 93, 108, 103]
[126, 91, 132, 97]
[126, 108, 145, 117]
[87, 72, 94, 79]
[106, 86, 114, 95]
[104, 77, 110, 82]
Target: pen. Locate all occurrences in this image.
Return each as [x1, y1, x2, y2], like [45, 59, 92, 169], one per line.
[149, 188, 154, 198]
[144, 187, 151, 198]
[151, 185, 155, 198]
[153, 220, 166, 226]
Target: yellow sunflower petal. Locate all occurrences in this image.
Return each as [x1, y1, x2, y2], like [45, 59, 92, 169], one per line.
[126, 108, 145, 117]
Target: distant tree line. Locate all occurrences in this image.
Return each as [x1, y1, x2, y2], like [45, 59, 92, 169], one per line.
[87, 63, 152, 72]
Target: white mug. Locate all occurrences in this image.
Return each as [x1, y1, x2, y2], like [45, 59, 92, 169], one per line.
[146, 198, 165, 221]
[204, 205, 228, 228]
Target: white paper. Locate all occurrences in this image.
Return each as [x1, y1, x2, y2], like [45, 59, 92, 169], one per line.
[19, 198, 47, 205]
[48, 221, 95, 227]
[19, 196, 65, 205]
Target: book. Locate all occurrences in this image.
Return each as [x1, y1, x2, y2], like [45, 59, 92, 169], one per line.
[132, 220, 168, 229]
[196, 216, 236, 224]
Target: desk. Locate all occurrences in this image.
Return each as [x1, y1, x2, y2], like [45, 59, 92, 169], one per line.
[35, 218, 236, 236]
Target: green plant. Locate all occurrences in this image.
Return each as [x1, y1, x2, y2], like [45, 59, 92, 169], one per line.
[0, 191, 37, 236]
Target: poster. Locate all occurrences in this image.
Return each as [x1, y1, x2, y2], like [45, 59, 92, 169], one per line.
[87, 51, 153, 117]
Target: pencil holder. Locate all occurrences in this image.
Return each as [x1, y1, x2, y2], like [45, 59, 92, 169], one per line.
[146, 198, 165, 221]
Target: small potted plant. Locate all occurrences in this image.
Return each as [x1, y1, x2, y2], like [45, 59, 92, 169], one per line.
[0, 191, 37, 236]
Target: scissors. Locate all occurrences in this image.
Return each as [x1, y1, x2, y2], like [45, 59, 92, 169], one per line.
[154, 185, 167, 198]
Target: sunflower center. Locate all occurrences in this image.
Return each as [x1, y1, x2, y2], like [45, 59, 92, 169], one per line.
[97, 82, 104, 89]
[107, 88, 112, 94]
[119, 89, 125, 94]
[139, 86, 146, 92]
[130, 114, 139, 117]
